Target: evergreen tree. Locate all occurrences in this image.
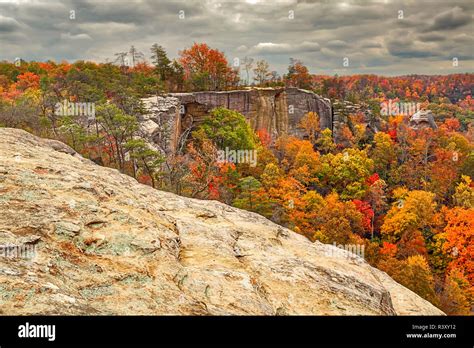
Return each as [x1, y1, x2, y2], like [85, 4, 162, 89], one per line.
[150, 44, 172, 81]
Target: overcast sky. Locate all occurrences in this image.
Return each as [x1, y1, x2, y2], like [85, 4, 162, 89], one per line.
[0, 0, 473, 76]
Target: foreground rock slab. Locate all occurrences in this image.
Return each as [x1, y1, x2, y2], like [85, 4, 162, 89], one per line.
[0, 128, 443, 315]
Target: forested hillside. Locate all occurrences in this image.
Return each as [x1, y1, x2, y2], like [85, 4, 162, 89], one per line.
[1, 43, 473, 315]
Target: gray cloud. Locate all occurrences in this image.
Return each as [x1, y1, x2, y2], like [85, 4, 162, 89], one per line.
[418, 32, 446, 42]
[326, 40, 349, 49]
[427, 6, 472, 31]
[0, 15, 21, 33]
[0, 0, 472, 75]
[248, 41, 320, 55]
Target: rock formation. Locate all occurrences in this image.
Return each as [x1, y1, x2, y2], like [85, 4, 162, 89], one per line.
[332, 100, 381, 144]
[139, 90, 445, 154]
[140, 95, 182, 153]
[409, 110, 438, 130]
[141, 88, 332, 153]
[0, 128, 444, 315]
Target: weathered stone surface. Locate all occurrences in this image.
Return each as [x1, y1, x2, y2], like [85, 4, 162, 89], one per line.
[409, 110, 438, 130]
[140, 96, 182, 153]
[0, 128, 444, 315]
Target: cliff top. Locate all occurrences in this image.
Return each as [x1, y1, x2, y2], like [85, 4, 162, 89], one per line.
[168, 86, 324, 96]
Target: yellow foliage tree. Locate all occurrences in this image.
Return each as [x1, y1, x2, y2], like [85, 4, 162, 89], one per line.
[453, 175, 474, 208]
[298, 111, 320, 143]
[381, 190, 436, 241]
[439, 268, 471, 315]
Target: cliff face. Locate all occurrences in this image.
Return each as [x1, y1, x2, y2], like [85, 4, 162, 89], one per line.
[172, 87, 332, 136]
[141, 88, 332, 152]
[0, 128, 444, 315]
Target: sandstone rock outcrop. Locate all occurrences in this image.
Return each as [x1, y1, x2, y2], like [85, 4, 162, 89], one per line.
[409, 110, 438, 130]
[140, 96, 182, 153]
[332, 100, 382, 143]
[141, 88, 332, 153]
[0, 128, 444, 315]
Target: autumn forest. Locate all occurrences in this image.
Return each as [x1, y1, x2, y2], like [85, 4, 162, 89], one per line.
[1, 42, 473, 315]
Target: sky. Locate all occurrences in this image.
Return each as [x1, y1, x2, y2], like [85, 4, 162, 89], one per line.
[0, 0, 473, 76]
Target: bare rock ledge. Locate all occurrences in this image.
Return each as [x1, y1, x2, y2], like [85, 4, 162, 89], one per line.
[0, 128, 444, 315]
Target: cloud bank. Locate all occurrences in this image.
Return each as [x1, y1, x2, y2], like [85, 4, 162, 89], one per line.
[0, 0, 472, 75]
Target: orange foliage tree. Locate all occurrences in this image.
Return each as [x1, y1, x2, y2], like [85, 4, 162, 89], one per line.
[179, 43, 237, 91]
